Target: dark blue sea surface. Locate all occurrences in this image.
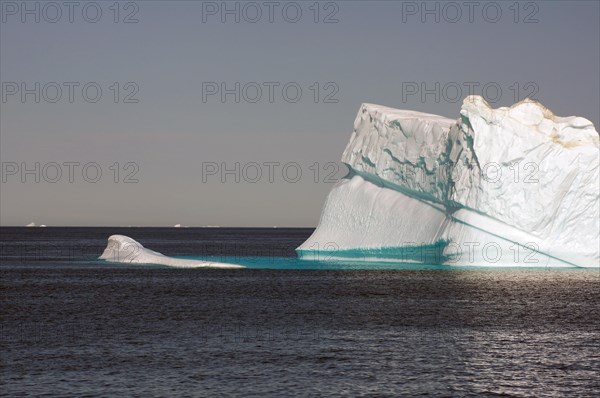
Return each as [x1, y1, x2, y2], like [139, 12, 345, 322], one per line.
[1, 227, 599, 397]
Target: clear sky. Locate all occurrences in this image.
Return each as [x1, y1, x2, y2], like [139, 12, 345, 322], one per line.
[1, 0, 598, 226]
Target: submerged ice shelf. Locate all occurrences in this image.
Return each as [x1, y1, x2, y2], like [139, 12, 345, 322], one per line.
[99, 235, 245, 268]
[297, 96, 599, 268]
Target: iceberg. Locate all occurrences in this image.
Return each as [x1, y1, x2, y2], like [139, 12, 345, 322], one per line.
[298, 96, 599, 268]
[99, 235, 245, 268]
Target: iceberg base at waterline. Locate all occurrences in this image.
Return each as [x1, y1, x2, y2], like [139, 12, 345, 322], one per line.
[296, 174, 589, 267]
[99, 235, 245, 269]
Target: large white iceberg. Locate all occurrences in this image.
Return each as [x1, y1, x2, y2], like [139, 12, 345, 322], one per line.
[297, 96, 599, 267]
[99, 235, 245, 268]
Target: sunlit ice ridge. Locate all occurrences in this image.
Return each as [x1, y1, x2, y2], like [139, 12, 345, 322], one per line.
[297, 96, 600, 268]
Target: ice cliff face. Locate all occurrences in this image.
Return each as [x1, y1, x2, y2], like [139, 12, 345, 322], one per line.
[297, 96, 599, 267]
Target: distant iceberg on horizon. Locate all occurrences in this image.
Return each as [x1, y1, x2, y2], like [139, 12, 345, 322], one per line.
[25, 222, 46, 227]
[297, 96, 599, 268]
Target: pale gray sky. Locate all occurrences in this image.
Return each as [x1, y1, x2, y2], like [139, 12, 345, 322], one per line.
[1, 0, 598, 226]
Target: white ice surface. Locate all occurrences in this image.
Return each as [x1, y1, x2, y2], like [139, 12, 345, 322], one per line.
[99, 235, 245, 269]
[298, 96, 599, 267]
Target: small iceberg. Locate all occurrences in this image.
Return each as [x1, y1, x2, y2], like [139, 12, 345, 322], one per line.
[99, 235, 245, 269]
[25, 222, 46, 227]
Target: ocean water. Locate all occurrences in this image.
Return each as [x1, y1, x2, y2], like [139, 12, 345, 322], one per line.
[1, 227, 599, 397]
